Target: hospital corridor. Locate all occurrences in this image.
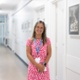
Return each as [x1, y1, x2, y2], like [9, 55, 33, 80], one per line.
[0, 45, 27, 80]
[0, 0, 80, 80]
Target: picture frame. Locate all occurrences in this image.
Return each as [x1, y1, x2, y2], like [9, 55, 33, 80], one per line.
[69, 4, 79, 35]
[21, 20, 31, 32]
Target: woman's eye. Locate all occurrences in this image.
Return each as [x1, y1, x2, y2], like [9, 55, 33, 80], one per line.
[36, 26, 39, 28]
[36, 26, 43, 29]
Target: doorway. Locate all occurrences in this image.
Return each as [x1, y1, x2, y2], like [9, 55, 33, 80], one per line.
[0, 23, 4, 44]
[0, 15, 8, 45]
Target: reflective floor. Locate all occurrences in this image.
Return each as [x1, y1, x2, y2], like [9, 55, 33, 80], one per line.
[0, 45, 27, 80]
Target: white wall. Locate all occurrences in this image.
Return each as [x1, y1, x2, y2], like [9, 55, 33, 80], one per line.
[67, 0, 80, 80]
[8, 5, 35, 64]
[8, 11, 13, 49]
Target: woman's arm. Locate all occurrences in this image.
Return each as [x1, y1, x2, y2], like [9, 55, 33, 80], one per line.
[26, 46, 44, 72]
[44, 44, 52, 64]
[26, 46, 37, 65]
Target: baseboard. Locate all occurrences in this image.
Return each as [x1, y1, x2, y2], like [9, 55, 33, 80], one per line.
[7, 45, 12, 50]
[15, 53, 28, 67]
[7, 46, 28, 67]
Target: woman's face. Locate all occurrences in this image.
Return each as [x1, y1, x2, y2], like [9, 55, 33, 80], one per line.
[35, 23, 44, 35]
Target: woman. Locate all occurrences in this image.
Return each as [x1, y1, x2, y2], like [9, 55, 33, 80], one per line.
[26, 21, 52, 80]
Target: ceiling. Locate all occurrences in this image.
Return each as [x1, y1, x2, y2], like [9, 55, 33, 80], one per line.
[28, 0, 48, 9]
[0, 0, 48, 11]
[0, 0, 22, 10]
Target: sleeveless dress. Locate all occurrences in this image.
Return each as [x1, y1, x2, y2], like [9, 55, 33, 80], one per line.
[26, 38, 51, 80]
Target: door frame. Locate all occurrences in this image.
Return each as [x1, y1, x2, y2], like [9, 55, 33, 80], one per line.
[51, 0, 67, 80]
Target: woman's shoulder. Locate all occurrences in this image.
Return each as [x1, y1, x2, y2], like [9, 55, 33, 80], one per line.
[27, 37, 34, 43]
[27, 37, 33, 41]
[26, 37, 34, 46]
[46, 37, 51, 45]
[46, 37, 50, 41]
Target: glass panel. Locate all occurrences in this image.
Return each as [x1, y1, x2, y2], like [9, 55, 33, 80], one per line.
[0, 24, 3, 44]
[0, 15, 7, 45]
[0, 15, 5, 23]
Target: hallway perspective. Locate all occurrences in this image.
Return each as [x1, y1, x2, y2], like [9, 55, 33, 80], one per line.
[0, 45, 27, 80]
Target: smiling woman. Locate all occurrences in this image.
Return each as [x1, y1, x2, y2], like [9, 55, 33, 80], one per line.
[26, 20, 52, 80]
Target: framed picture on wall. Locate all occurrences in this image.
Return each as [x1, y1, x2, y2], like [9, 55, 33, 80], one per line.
[69, 4, 79, 35]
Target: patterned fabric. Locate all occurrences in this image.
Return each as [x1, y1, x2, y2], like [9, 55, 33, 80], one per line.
[26, 38, 51, 80]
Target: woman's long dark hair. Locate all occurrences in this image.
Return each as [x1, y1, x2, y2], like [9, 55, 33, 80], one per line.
[32, 21, 47, 45]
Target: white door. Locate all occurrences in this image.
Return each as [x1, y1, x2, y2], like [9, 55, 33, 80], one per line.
[55, 0, 66, 80]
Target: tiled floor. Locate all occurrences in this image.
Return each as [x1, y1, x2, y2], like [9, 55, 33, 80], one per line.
[0, 45, 27, 80]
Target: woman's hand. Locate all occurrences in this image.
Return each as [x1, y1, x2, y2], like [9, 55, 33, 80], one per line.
[36, 63, 44, 72]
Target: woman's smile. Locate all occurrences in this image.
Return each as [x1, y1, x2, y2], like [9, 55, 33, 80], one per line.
[35, 23, 44, 35]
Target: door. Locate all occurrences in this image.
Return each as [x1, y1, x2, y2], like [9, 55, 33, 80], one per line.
[55, 0, 66, 80]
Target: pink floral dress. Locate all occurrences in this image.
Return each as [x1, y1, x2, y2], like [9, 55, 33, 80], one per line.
[26, 38, 51, 80]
